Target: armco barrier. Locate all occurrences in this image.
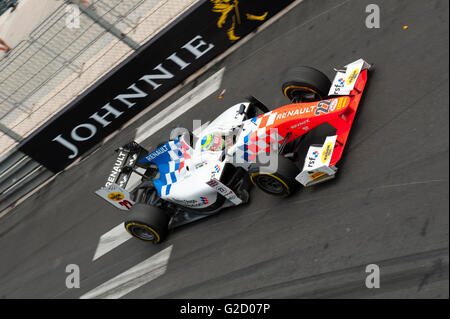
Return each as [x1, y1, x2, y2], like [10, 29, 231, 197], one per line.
[0, 150, 53, 213]
[18, 0, 295, 173]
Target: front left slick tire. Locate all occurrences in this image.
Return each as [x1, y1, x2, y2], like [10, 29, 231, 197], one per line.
[250, 156, 300, 197]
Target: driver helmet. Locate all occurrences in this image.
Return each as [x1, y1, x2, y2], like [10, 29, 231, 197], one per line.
[201, 134, 225, 152]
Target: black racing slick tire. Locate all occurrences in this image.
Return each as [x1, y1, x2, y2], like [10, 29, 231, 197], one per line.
[282, 66, 331, 102]
[124, 204, 169, 243]
[250, 156, 300, 197]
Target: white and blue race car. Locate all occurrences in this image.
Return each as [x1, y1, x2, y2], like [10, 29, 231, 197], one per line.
[96, 59, 371, 243]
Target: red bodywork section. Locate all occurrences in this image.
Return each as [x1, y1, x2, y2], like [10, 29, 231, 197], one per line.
[253, 69, 368, 167]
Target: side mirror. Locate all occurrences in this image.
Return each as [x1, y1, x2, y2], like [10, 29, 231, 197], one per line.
[239, 104, 246, 115]
[246, 95, 270, 113]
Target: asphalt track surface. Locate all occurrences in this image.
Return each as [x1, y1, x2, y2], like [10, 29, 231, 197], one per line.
[0, 0, 448, 299]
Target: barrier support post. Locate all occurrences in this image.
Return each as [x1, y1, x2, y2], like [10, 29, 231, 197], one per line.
[70, 0, 140, 51]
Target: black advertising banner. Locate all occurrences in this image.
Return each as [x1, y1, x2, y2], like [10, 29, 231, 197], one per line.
[19, 0, 295, 173]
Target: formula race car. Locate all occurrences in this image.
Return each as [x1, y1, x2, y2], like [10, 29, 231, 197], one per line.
[96, 58, 371, 243]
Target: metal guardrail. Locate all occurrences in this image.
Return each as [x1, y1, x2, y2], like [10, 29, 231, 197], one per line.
[0, 150, 53, 213]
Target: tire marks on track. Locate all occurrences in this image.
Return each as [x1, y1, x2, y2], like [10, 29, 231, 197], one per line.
[158, 248, 449, 298]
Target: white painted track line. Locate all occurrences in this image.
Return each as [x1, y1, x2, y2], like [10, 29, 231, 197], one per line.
[134, 67, 225, 143]
[92, 223, 133, 261]
[81, 245, 173, 299]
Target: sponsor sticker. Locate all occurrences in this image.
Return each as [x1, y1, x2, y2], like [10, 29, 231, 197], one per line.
[107, 192, 124, 201]
[330, 99, 338, 112]
[96, 184, 135, 211]
[275, 105, 317, 120]
[346, 68, 359, 85]
[195, 162, 206, 169]
[144, 144, 169, 161]
[309, 172, 326, 180]
[290, 119, 310, 130]
[314, 100, 331, 116]
[321, 142, 334, 164]
[303, 146, 322, 171]
[127, 153, 138, 166]
[206, 178, 242, 205]
[296, 165, 337, 187]
[337, 98, 346, 111]
[105, 151, 128, 187]
[172, 198, 207, 208]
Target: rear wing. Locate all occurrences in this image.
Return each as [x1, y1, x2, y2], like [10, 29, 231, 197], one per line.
[95, 141, 148, 211]
[104, 141, 148, 189]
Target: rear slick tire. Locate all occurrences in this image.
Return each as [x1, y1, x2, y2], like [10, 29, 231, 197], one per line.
[124, 204, 170, 243]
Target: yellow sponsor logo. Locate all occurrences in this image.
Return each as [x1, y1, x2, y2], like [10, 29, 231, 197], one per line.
[310, 172, 326, 180]
[108, 192, 124, 201]
[210, 0, 268, 41]
[336, 98, 346, 111]
[321, 142, 334, 163]
[346, 68, 359, 85]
